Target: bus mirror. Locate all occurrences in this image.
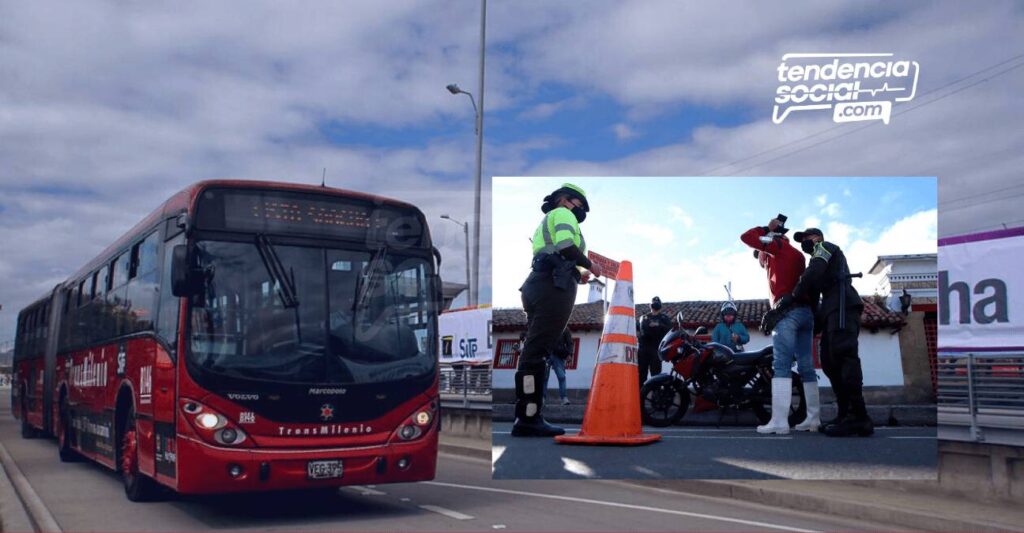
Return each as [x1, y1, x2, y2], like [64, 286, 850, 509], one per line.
[432, 247, 442, 268]
[431, 274, 444, 306]
[170, 245, 200, 297]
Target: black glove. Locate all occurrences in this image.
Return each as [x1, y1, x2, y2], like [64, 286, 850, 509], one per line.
[759, 309, 782, 335]
[773, 294, 794, 311]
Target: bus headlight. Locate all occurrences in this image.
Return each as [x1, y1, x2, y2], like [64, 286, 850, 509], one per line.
[180, 398, 252, 448]
[398, 425, 421, 440]
[390, 401, 437, 442]
[215, 426, 247, 446]
[197, 413, 221, 430]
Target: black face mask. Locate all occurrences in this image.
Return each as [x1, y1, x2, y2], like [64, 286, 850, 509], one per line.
[801, 239, 816, 254]
[651, 303, 662, 311]
[571, 206, 587, 223]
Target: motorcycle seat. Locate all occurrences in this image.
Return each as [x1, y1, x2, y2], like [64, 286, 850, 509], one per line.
[730, 345, 773, 366]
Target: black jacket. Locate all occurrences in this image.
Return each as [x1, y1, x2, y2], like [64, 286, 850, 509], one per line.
[638, 312, 673, 346]
[791, 241, 863, 324]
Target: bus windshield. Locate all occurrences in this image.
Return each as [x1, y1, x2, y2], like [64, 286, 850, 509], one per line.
[188, 239, 436, 386]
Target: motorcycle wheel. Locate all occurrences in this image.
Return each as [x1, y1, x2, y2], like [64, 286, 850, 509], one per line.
[641, 379, 690, 427]
[751, 371, 807, 426]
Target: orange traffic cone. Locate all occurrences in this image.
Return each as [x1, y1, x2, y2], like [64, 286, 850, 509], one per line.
[555, 260, 661, 446]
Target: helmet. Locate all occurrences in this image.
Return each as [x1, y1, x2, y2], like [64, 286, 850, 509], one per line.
[720, 301, 738, 318]
[542, 182, 589, 214]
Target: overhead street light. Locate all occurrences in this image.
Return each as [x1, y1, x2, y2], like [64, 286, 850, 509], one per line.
[440, 214, 471, 307]
[446, 85, 479, 134]
[445, 0, 486, 308]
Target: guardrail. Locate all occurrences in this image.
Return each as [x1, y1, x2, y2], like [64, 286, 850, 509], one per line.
[937, 352, 1024, 446]
[440, 364, 492, 410]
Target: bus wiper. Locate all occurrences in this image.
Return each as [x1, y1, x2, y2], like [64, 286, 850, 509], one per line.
[255, 233, 300, 309]
[355, 245, 388, 311]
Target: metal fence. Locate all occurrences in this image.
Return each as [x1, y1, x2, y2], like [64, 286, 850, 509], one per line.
[937, 352, 1024, 446]
[439, 365, 492, 409]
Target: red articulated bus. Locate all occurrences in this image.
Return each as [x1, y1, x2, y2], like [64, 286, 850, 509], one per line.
[11, 180, 443, 500]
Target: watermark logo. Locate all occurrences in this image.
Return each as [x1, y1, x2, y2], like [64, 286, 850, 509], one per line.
[773, 53, 919, 125]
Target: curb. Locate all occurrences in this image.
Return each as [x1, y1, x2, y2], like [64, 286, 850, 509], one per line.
[0, 446, 33, 533]
[438, 441, 491, 462]
[0, 442, 61, 533]
[628, 480, 1017, 532]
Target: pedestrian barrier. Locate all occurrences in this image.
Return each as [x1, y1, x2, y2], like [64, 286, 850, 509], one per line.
[937, 352, 1024, 447]
[440, 364, 492, 409]
[556, 260, 661, 446]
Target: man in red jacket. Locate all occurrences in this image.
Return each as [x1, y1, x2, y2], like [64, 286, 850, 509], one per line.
[741, 217, 821, 434]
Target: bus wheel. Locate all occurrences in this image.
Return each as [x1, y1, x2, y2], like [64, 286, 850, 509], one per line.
[120, 404, 159, 501]
[20, 393, 37, 439]
[58, 398, 80, 462]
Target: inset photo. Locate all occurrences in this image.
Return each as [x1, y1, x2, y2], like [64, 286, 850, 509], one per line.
[491, 176, 938, 480]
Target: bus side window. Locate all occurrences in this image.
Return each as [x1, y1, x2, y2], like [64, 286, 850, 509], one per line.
[109, 251, 131, 337]
[126, 231, 160, 334]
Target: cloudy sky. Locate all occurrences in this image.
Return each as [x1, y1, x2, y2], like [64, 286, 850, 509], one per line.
[2, 1, 1023, 341]
[492, 177, 936, 307]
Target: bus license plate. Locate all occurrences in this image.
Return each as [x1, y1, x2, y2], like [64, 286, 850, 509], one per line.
[307, 460, 344, 480]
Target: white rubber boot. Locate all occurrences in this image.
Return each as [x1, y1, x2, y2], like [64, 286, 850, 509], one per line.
[757, 377, 792, 435]
[794, 381, 821, 432]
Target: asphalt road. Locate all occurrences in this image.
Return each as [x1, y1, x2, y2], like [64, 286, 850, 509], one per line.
[493, 423, 937, 480]
[0, 393, 907, 532]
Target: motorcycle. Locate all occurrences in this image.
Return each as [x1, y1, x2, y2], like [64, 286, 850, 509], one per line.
[640, 327, 807, 427]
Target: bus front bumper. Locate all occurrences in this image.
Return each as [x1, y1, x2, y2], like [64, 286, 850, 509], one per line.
[173, 431, 438, 494]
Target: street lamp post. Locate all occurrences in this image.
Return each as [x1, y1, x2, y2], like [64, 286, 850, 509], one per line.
[441, 215, 472, 307]
[446, 0, 486, 307]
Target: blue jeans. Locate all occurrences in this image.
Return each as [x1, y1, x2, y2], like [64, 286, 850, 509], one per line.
[545, 355, 568, 400]
[771, 305, 817, 383]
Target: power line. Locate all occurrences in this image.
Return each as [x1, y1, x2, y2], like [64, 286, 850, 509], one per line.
[939, 178, 1024, 207]
[702, 53, 1024, 176]
[941, 191, 1024, 212]
[952, 218, 1024, 235]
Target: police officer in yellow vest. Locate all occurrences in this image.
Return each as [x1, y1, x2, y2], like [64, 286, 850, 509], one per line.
[513, 183, 603, 437]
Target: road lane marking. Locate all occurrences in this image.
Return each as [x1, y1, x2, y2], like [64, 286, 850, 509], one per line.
[423, 481, 820, 533]
[886, 436, 937, 439]
[561, 457, 596, 477]
[346, 486, 387, 496]
[419, 504, 474, 520]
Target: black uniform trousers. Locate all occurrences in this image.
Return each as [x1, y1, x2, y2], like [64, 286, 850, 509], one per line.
[819, 310, 866, 417]
[638, 341, 662, 389]
[518, 272, 578, 375]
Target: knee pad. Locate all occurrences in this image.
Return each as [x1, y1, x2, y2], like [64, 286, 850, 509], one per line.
[515, 369, 544, 398]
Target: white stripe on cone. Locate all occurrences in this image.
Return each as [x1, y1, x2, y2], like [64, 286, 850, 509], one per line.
[595, 277, 638, 365]
[610, 280, 633, 307]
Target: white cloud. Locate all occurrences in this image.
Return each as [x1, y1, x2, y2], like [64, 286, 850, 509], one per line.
[613, 123, 639, 141]
[669, 205, 695, 229]
[815, 194, 828, 207]
[626, 222, 674, 246]
[824, 221, 856, 249]
[843, 187, 853, 198]
[803, 216, 822, 229]
[822, 202, 841, 218]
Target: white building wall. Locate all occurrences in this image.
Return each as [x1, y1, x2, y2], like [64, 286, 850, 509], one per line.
[493, 329, 905, 391]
